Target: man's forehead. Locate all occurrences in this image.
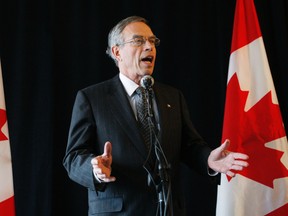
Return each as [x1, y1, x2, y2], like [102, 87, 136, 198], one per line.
[122, 22, 153, 37]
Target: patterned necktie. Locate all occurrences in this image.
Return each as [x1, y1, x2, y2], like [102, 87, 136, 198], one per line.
[135, 87, 151, 151]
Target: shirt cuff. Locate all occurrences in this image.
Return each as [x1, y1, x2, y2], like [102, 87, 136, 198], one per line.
[207, 167, 219, 176]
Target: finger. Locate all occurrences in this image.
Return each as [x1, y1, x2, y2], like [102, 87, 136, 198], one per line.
[233, 160, 249, 167]
[217, 139, 230, 154]
[221, 139, 230, 150]
[93, 171, 116, 182]
[91, 156, 101, 165]
[226, 170, 235, 177]
[103, 141, 112, 157]
[93, 167, 103, 174]
[231, 165, 246, 171]
[232, 152, 249, 160]
[101, 176, 116, 182]
[94, 169, 116, 182]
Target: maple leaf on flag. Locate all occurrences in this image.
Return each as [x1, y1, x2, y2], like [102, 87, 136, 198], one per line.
[0, 109, 8, 141]
[222, 73, 288, 188]
[265, 203, 288, 216]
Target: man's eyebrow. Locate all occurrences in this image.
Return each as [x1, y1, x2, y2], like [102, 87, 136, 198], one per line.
[131, 35, 143, 39]
[131, 35, 156, 38]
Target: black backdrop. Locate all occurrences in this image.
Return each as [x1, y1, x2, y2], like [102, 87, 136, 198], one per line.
[1, 0, 287, 215]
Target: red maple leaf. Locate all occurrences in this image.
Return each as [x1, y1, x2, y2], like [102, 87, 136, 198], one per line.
[265, 203, 288, 216]
[222, 73, 288, 188]
[0, 109, 8, 141]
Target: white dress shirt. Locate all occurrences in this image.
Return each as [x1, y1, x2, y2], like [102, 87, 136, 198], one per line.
[119, 73, 160, 131]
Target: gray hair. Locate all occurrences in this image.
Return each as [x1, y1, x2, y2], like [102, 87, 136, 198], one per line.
[106, 16, 149, 66]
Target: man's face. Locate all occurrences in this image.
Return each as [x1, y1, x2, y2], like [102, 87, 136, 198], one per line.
[113, 22, 157, 84]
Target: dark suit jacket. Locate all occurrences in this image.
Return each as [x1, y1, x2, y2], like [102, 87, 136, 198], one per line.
[63, 75, 212, 216]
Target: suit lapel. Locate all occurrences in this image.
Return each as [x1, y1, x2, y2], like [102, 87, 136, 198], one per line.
[108, 76, 148, 158]
[153, 85, 174, 155]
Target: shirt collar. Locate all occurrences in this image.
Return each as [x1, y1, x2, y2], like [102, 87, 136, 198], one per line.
[119, 73, 139, 97]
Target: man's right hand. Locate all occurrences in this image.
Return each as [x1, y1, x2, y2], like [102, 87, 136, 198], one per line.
[91, 141, 116, 182]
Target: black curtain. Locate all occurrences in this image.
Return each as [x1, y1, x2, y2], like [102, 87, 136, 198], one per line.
[0, 0, 287, 215]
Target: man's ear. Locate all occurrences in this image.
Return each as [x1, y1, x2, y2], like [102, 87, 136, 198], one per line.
[111, 46, 121, 61]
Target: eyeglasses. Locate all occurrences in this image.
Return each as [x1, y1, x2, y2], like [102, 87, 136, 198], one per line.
[117, 35, 160, 47]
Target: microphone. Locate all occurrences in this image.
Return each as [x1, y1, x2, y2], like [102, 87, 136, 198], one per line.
[140, 75, 155, 118]
[140, 75, 154, 90]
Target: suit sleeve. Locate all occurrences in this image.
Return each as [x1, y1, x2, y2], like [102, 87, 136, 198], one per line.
[63, 90, 106, 191]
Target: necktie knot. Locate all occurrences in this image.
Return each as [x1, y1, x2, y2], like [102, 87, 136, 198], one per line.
[135, 86, 145, 98]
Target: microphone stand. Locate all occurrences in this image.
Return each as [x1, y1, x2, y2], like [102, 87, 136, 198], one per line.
[156, 149, 171, 216]
[145, 87, 173, 216]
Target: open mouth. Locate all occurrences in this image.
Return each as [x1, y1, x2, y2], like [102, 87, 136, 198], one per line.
[141, 56, 153, 63]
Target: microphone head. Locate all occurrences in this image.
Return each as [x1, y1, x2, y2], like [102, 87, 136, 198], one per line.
[140, 75, 154, 89]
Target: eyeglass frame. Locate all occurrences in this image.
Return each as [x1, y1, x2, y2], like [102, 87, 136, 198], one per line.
[117, 35, 160, 47]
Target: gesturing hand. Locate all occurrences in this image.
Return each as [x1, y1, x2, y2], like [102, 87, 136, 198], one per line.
[208, 139, 249, 177]
[91, 141, 116, 182]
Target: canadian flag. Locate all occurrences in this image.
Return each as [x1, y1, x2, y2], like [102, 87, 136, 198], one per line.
[216, 0, 288, 216]
[0, 60, 16, 216]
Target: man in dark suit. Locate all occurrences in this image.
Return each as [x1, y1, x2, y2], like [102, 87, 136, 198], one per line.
[63, 16, 249, 216]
